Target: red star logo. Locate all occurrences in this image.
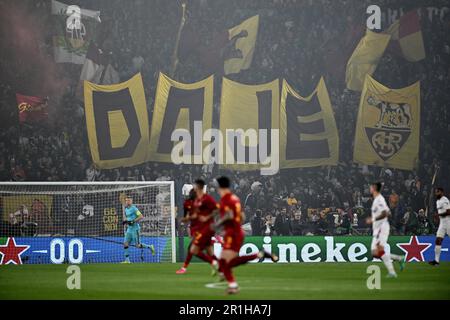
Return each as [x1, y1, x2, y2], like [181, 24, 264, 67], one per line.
[0, 237, 30, 265]
[396, 236, 431, 262]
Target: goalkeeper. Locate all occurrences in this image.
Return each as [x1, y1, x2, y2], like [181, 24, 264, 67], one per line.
[121, 197, 155, 263]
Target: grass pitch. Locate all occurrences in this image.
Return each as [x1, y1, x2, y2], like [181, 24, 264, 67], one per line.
[1, 262, 449, 300]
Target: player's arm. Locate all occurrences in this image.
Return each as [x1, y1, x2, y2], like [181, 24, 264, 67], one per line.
[438, 200, 450, 217]
[123, 208, 143, 225]
[198, 208, 218, 222]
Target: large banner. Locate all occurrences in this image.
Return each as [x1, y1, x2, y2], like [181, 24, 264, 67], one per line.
[84, 73, 150, 169]
[353, 75, 420, 170]
[148, 73, 214, 163]
[182, 235, 448, 264]
[219, 78, 279, 172]
[2, 235, 445, 264]
[0, 237, 169, 264]
[280, 78, 339, 168]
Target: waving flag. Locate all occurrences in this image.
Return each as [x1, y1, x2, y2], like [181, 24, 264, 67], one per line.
[385, 10, 425, 62]
[345, 29, 391, 91]
[51, 0, 101, 64]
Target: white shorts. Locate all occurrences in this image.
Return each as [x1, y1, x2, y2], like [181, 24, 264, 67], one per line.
[371, 224, 390, 251]
[436, 216, 450, 238]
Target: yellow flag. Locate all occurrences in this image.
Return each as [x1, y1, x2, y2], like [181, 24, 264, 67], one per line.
[346, 29, 391, 91]
[224, 15, 259, 75]
[219, 77, 279, 172]
[353, 75, 420, 170]
[280, 78, 339, 168]
[84, 73, 149, 169]
[148, 73, 214, 163]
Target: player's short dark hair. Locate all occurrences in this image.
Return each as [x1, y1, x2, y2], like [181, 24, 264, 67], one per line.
[194, 179, 205, 188]
[216, 176, 230, 189]
[371, 182, 382, 192]
[435, 187, 444, 193]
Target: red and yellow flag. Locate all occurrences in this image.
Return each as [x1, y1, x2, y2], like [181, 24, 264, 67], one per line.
[385, 10, 425, 62]
[16, 93, 48, 123]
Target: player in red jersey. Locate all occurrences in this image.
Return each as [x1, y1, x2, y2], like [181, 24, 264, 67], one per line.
[189, 179, 219, 271]
[176, 188, 198, 274]
[214, 176, 278, 294]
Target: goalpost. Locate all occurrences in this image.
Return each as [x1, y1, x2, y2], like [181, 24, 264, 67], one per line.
[0, 181, 176, 264]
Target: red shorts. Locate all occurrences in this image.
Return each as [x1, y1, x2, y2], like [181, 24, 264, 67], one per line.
[192, 225, 215, 249]
[222, 228, 244, 252]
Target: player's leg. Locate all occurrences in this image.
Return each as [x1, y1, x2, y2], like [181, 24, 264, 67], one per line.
[377, 227, 400, 276]
[136, 230, 156, 255]
[205, 244, 219, 276]
[430, 237, 443, 265]
[121, 230, 132, 263]
[228, 250, 279, 268]
[219, 248, 239, 294]
[430, 220, 447, 265]
[190, 229, 215, 264]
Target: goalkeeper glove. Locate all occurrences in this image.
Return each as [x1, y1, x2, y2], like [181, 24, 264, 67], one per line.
[122, 220, 135, 226]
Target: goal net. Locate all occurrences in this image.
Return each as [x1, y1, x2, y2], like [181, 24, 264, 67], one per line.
[0, 182, 176, 264]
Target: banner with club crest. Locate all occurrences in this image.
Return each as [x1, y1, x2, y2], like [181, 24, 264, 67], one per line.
[353, 75, 420, 170]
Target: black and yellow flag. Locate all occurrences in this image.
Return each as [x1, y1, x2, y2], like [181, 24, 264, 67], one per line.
[353, 75, 420, 170]
[280, 78, 339, 168]
[224, 15, 259, 75]
[148, 73, 214, 163]
[84, 73, 150, 169]
[219, 78, 279, 172]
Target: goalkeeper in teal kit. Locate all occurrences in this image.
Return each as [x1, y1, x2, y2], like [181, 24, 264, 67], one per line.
[121, 197, 156, 263]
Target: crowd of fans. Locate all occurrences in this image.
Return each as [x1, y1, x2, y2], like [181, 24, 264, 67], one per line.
[1, 0, 449, 237]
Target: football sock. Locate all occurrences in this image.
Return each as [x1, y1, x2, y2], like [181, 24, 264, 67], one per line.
[196, 252, 213, 264]
[183, 251, 193, 268]
[220, 259, 235, 283]
[435, 245, 441, 263]
[124, 247, 129, 259]
[390, 254, 403, 261]
[381, 253, 396, 274]
[228, 254, 259, 268]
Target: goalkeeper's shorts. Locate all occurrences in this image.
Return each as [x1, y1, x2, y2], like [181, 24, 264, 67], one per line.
[124, 229, 140, 245]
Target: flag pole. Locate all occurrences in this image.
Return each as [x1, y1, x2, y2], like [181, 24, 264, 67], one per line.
[426, 164, 440, 221]
[170, 2, 187, 78]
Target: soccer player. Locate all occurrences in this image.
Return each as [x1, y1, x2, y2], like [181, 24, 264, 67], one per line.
[121, 197, 155, 263]
[366, 182, 405, 277]
[215, 176, 278, 294]
[176, 188, 198, 274]
[429, 187, 450, 266]
[188, 179, 219, 271]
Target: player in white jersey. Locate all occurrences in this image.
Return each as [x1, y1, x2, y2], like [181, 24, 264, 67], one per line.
[429, 187, 450, 266]
[366, 182, 405, 278]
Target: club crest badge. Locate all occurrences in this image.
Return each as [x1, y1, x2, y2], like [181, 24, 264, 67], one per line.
[364, 95, 412, 161]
